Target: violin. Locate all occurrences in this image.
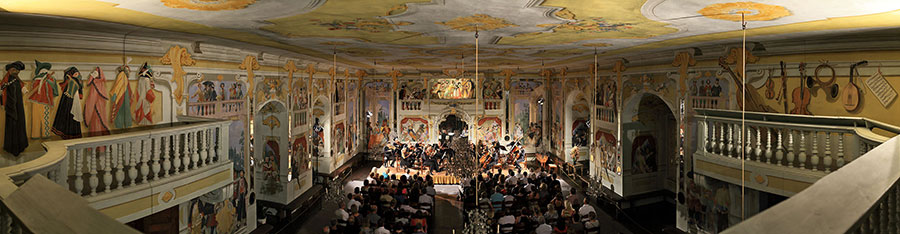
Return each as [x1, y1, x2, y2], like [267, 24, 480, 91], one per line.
[790, 63, 812, 115]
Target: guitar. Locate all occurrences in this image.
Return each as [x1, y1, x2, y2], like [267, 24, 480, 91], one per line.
[790, 63, 811, 115]
[717, 57, 777, 112]
[843, 61, 867, 112]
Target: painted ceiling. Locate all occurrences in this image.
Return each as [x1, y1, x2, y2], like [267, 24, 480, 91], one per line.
[3, 0, 900, 70]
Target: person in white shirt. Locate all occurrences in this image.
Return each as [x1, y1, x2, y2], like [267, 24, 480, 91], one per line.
[425, 186, 436, 196]
[536, 223, 553, 234]
[335, 203, 349, 221]
[418, 194, 433, 205]
[584, 212, 600, 232]
[374, 224, 390, 234]
[498, 212, 516, 232]
[347, 195, 361, 210]
[578, 202, 596, 218]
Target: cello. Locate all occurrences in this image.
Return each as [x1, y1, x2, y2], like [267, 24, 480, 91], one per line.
[790, 63, 811, 115]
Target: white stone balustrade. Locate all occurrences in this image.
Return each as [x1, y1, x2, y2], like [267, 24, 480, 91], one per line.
[696, 109, 897, 174]
[186, 100, 245, 119]
[0, 120, 230, 198]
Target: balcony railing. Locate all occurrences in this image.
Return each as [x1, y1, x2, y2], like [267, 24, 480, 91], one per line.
[186, 100, 245, 119]
[696, 109, 898, 171]
[401, 100, 422, 111]
[723, 135, 900, 234]
[0, 119, 232, 225]
[484, 100, 501, 110]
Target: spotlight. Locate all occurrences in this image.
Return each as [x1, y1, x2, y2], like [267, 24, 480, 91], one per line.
[366, 111, 373, 118]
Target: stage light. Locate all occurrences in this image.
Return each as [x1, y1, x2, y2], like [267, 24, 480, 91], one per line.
[366, 111, 373, 118]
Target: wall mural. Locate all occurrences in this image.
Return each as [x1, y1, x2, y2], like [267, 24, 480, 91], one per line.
[399, 80, 425, 100]
[188, 80, 246, 103]
[256, 76, 286, 102]
[227, 118, 248, 230]
[400, 117, 428, 143]
[551, 79, 563, 151]
[291, 135, 309, 178]
[482, 78, 502, 99]
[476, 117, 502, 143]
[365, 81, 391, 150]
[187, 194, 239, 234]
[332, 122, 346, 156]
[334, 79, 345, 104]
[511, 80, 544, 148]
[431, 78, 474, 99]
[257, 101, 286, 196]
[261, 137, 282, 195]
[631, 134, 658, 175]
[595, 130, 620, 173]
[347, 82, 358, 154]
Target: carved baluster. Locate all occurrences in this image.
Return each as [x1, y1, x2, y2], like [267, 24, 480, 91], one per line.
[140, 139, 150, 183]
[161, 135, 170, 177]
[184, 132, 193, 170]
[88, 148, 98, 196]
[823, 132, 833, 172]
[755, 127, 763, 162]
[73, 148, 84, 195]
[718, 122, 725, 154]
[727, 123, 734, 158]
[100, 146, 111, 192]
[173, 134, 182, 174]
[836, 133, 846, 169]
[743, 126, 751, 160]
[127, 141, 137, 187]
[765, 127, 772, 164]
[775, 128, 784, 166]
[798, 130, 807, 169]
[209, 128, 217, 163]
[810, 131, 820, 171]
[199, 129, 208, 167]
[151, 138, 160, 180]
[114, 143, 124, 189]
[881, 201, 889, 233]
[704, 120, 718, 153]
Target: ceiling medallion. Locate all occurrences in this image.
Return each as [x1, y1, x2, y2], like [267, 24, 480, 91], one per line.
[698, 2, 792, 21]
[436, 14, 518, 32]
[160, 0, 256, 11]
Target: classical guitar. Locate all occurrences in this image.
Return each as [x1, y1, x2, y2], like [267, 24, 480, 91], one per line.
[843, 61, 867, 112]
[790, 63, 811, 115]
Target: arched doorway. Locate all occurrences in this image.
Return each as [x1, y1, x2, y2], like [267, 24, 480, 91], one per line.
[438, 114, 467, 145]
[623, 93, 678, 195]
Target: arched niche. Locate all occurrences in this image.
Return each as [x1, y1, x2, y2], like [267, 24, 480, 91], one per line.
[564, 90, 590, 162]
[311, 95, 331, 157]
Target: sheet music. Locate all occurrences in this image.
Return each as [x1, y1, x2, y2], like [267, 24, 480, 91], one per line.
[864, 71, 897, 108]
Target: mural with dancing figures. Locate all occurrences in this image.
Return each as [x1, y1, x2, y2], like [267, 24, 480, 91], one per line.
[400, 117, 429, 142]
[365, 81, 392, 150]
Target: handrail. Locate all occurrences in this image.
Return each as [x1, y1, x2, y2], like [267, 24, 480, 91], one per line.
[695, 109, 900, 137]
[0, 119, 230, 186]
[722, 135, 900, 234]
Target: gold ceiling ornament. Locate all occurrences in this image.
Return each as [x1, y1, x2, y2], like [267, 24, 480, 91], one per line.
[436, 14, 518, 32]
[388, 69, 404, 89]
[160, 45, 196, 104]
[554, 9, 576, 20]
[582, 43, 612, 47]
[386, 4, 409, 16]
[216, 75, 224, 81]
[239, 55, 259, 97]
[698, 2, 791, 22]
[160, 0, 257, 11]
[672, 51, 696, 96]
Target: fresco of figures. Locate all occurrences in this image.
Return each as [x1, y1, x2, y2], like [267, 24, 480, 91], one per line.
[482, 78, 502, 99]
[399, 117, 428, 142]
[595, 130, 619, 173]
[255, 77, 285, 102]
[365, 81, 391, 150]
[476, 117, 501, 143]
[334, 80, 345, 104]
[431, 78, 474, 99]
[291, 135, 309, 177]
[690, 73, 729, 98]
[347, 82, 358, 154]
[399, 80, 425, 100]
[292, 79, 308, 111]
[571, 97, 590, 147]
[551, 80, 563, 151]
[631, 134, 658, 175]
[333, 122, 345, 156]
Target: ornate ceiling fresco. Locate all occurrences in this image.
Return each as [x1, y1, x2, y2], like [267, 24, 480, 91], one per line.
[3, 0, 900, 71]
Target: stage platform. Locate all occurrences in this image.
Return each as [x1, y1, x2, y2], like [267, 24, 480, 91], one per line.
[372, 162, 530, 185]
